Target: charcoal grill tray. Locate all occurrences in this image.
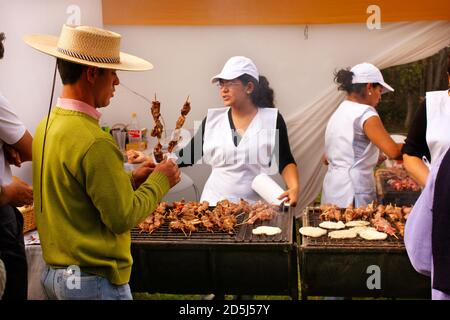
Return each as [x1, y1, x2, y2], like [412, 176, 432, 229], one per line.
[376, 171, 421, 206]
[130, 208, 299, 298]
[299, 207, 430, 299]
[301, 207, 404, 251]
[132, 209, 292, 244]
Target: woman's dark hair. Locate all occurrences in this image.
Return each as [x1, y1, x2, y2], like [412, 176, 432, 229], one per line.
[447, 53, 450, 74]
[0, 32, 5, 60]
[334, 68, 381, 98]
[238, 74, 275, 108]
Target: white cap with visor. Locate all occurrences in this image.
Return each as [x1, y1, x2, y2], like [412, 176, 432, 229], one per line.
[211, 56, 259, 83]
[351, 62, 394, 93]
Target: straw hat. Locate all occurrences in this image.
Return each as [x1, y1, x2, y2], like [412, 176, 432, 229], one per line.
[24, 24, 152, 71]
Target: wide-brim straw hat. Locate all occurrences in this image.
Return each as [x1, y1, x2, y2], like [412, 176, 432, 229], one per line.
[24, 24, 152, 71]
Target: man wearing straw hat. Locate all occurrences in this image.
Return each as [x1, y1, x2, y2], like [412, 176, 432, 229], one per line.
[24, 25, 180, 300]
[0, 32, 34, 300]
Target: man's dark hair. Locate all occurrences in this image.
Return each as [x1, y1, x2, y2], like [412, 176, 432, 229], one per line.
[0, 32, 5, 60]
[57, 58, 88, 84]
[57, 58, 105, 84]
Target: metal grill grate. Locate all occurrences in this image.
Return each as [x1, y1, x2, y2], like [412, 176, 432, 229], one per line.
[131, 209, 293, 244]
[301, 207, 404, 248]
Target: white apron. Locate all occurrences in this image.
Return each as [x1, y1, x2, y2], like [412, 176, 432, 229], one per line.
[426, 90, 450, 165]
[322, 100, 379, 207]
[201, 107, 278, 205]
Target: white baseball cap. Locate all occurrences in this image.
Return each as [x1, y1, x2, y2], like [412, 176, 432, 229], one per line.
[351, 62, 394, 93]
[211, 56, 259, 83]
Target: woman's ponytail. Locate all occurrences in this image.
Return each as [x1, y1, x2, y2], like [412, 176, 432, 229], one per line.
[239, 74, 275, 108]
[334, 68, 370, 97]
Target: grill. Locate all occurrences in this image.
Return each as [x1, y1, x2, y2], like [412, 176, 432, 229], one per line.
[130, 207, 298, 298]
[131, 209, 292, 243]
[303, 207, 404, 250]
[375, 169, 421, 206]
[299, 207, 430, 299]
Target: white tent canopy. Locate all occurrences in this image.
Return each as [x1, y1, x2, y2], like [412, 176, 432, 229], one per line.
[1, 1, 449, 215]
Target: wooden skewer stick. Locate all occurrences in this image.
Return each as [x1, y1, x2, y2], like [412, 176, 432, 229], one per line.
[235, 219, 251, 226]
[235, 212, 246, 219]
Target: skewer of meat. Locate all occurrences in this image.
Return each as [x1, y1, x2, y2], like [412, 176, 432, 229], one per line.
[150, 94, 163, 139]
[371, 216, 398, 238]
[167, 96, 191, 153]
[151, 94, 164, 162]
[137, 202, 168, 234]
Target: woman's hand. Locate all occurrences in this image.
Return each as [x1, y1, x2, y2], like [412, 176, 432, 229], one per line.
[277, 187, 299, 207]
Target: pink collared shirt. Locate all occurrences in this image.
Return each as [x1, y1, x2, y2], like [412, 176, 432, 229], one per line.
[56, 98, 102, 121]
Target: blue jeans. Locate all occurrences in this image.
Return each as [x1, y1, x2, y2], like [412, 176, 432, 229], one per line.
[41, 266, 132, 300]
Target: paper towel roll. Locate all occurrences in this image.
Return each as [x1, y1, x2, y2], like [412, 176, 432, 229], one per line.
[251, 173, 286, 206]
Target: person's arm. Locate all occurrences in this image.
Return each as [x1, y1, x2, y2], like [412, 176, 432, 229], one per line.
[363, 116, 402, 159]
[402, 101, 430, 186]
[278, 163, 300, 207]
[0, 95, 32, 163]
[176, 117, 206, 167]
[82, 138, 172, 234]
[275, 113, 299, 206]
[4, 130, 33, 166]
[403, 154, 429, 187]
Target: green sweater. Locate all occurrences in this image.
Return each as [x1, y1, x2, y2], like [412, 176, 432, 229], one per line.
[32, 107, 169, 285]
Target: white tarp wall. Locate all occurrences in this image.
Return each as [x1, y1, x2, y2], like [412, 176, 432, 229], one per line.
[0, 0, 103, 184]
[99, 21, 450, 215]
[1, 1, 449, 215]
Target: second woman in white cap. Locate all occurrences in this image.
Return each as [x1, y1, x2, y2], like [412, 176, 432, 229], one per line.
[321, 62, 402, 208]
[178, 56, 299, 206]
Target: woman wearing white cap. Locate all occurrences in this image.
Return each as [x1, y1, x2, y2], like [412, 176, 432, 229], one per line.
[402, 55, 450, 187]
[178, 56, 299, 206]
[321, 63, 402, 208]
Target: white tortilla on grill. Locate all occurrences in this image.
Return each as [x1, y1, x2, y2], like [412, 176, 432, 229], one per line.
[328, 229, 358, 239]
[359, 229, 388, 240]
[319, 221, 346, 230]
[345, 220, 370, 227]
[348, 226, 373, 235]
[299, 227, 327, 238]
[252, 226, 282, 236]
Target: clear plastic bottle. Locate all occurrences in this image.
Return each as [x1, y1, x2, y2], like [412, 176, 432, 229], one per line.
[128, 112, 142, 143]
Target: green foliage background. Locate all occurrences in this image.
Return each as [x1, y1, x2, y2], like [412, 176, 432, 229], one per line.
[377, 47, 449, 134]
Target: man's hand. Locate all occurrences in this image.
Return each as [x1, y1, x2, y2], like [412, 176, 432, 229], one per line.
[0, 179, 33, 207]
[4, 145, 22, 167]
[132, 160, 156, 189]
[153, 159, 181, 188]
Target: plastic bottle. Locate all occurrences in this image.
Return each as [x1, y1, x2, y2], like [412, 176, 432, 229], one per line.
[100, 120, 110, 134]
[128, 112, 142, 143]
